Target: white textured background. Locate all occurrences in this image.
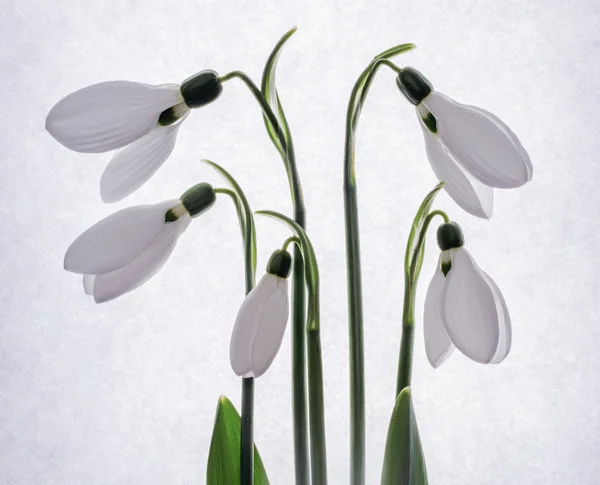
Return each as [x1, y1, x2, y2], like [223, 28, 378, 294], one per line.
[2, 0, 599, 483]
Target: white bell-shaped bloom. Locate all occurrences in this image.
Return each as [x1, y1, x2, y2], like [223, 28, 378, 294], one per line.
[64, 199, 191, 303]
[397, 67, 532, 219]
[417, 93, 533, 219]
[230, 273, 290, 378]
[424, 247, 512, 367]
[46, 70, 223, 203]
[46, 81, 190, 203]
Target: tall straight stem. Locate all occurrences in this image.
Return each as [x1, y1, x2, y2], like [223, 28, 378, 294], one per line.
[292, 220, 309, 485]
[215, 185, 256, 485]
[222, 69, 309, 484]
[396, 277, 415, 396]
[343, 183, 365, 485]
[307, 328, 327, 485]
[240, 377, 255, 484]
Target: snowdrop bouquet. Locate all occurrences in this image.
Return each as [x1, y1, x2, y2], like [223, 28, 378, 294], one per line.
[46, 27, 532, 485]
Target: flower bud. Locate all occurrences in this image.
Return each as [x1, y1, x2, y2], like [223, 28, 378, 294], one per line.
[180, 70, 223, 108]
[180, 183, 216, 217]
[437, 221, 464, 251]
[266, 249, 292, 278]
[396, 67, 433, 105]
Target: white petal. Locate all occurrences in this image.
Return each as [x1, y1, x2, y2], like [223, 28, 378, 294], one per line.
[442, 248, 501, 364]
[230, 274, 286, 378]
[423, 92, 531, 189]
[92, 215, 190, 303]
[46, 82, 183, 153]
[64, 200, 179, 275]
[420, 120, 494, 219]
[465, 105, 533, 183]
[100, 116, 187, 203]
[82, 275, 95, 295]
[251, 278, 289, 378]
[482, 272, 512, 364]
[423, 266, 454, 368]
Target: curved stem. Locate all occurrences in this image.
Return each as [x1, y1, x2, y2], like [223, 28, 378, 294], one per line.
[282, 236, 301, 251]
[396, 207, 448, 396]
[222, 68, 309, 484]
[256, 210, 327, 484]
[214, 181, 257, 485]
[343, 58, 400, 485]
[215, 188, 253, 292]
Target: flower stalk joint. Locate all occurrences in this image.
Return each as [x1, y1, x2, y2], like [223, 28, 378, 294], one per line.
[178, 182, 216, 218]
[180, 70, 223, 108]
[436, 221, 464, 251]
[266, 249, 293, 279]
[395, 67, 433, 106]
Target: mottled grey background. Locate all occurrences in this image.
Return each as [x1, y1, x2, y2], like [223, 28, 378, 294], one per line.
[1, 0, 599, 483]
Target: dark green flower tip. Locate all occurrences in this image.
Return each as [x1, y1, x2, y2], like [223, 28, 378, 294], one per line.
[266, 249, 292, 278]
[419, 107, 438, 133]
[164, 208, 179, 222]
[180, 182, 216, 217]
[180, 70, 223, 109]
[396, 67, 433, 106]
[441, 260, 452, 277]
[157, 104, 187, 126]
[437, 221, 464, 251]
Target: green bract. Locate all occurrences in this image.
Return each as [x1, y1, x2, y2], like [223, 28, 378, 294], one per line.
[206, 395, 270, 485]
[261, 26, 296, 160]
[181, 70, 223, 108]
[381, 387, 428, 485]
[266, 249, 292, 278]
[396, 67, 434, 106]
[437, 221, 465, 251]
[180, 182, 217, 217]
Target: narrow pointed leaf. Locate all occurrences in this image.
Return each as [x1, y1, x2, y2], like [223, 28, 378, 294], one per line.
[373, 43, 417, 61]
[261, 26, 297, 156]
[350, 43, 416, 129]
[404, 183, 444, 280]
[381, 387, 428, 485]
[255, 210, 319, 330]
[201, 159, 257, 278]
[206, 396, 270, 485]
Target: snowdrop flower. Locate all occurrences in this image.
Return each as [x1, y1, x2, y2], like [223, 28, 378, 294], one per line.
[64, 183, 216, 303]
[230, 249, 292, 378]
[424, 221, 511, 367]
[46, 71, 223, 203]
[396, 68, 533, 219]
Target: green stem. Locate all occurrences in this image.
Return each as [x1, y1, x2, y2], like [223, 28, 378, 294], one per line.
[343, 57, 401, 485]
[256, 210, 327, 484]
[307, 329, 327, 485]
[214, 183, 257, 485]
[396, 204, 448, 396]
[241, 377, 255, 485]
[282, 236, 301, 251]
[222, 69, 309, 485]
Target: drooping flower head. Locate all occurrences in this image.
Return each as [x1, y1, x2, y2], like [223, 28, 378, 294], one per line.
[64, 183, 217, 303]
[396, 68, 533, 219]
[46, 71, 223, 202]
[424, 221, 512, 367]
[230, 249, 292, 378]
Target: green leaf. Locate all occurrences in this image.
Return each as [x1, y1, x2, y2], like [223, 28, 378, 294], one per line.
[206, 395, 270, 485]
[381, 387, 428, 485]
[261, 26, 297, 157]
